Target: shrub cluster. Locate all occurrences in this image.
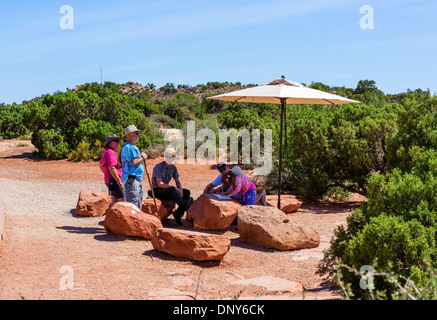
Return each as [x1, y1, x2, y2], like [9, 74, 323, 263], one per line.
[21, 88, 155, 160]
[317, 96, 437, 299]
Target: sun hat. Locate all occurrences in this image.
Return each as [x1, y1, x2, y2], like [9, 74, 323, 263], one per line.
[103, 134, 122, 148]
[123, 125, 139, 139]
[231, 166, 244, 175]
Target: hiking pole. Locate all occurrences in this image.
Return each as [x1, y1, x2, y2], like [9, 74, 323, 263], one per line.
[143, 158, 159, 218]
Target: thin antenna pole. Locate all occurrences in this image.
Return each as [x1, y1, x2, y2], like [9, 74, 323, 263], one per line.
[100, 65, 103, 86]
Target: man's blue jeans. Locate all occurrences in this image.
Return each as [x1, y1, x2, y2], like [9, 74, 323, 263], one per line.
[125, 177, 143, 209]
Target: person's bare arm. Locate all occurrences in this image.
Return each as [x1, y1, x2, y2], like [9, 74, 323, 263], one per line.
[130, 152, 148, 166]
[98, 162, 104, 174]
[108, 166, 123, 190]
[155, 177, 171, 188]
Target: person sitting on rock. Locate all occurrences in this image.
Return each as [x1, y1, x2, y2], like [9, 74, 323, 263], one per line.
[220, 169, 257, 206]
[203, 162, 230, 194]
[150, 147, 193, 225]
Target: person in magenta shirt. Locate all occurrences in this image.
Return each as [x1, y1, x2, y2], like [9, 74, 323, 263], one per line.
[99, 134, 125, 206]
[221, 167, 257, 205]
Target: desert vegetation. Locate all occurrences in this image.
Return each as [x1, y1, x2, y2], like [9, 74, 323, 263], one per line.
[1, 79, 436, 299]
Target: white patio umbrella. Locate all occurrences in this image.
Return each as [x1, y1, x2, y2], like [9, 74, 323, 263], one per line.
[207, 77, 360, 209]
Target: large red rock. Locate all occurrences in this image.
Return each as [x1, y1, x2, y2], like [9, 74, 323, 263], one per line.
[151, 228, 231, 261]
[237, 205, 319, 250]
[186, 194, 242, 230]
[265, 195, 302, 213]
[141, 197, 176, 221]
[103, 202, 163, 239]
[76, 190, 111, 217]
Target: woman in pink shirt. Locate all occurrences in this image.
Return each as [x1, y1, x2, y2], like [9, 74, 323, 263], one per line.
[99, 134, 125, 206]
[221, 169, 257, 205]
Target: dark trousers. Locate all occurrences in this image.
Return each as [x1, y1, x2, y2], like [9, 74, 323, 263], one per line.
[151, 187, 191, 215]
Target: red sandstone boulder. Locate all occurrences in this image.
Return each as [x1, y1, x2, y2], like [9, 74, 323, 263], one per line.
[265, 195, 302, 213]
[103, 202, 163, 239]
[76, 190, 111, 217]
[151, 228, 231, 261]
[141, 197, 176, 221]
[237, 205, 320, 250]
[186, 194, 242, 230]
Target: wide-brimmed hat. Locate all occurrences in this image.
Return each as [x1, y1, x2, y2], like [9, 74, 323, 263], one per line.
[123, 125, 139, 139]
[103, 134, 122, 148]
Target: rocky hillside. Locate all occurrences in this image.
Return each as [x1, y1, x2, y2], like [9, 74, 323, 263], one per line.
[72, 81, 253, 102]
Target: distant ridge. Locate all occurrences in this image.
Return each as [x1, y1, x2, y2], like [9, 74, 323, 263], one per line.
[71, 81, 252, 102]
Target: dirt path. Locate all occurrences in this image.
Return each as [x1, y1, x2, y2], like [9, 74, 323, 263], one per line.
[0, 140, 364, 300]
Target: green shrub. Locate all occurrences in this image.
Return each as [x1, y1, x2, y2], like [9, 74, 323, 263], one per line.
[386, 96, 437, 172]
[68, 140, 104, 162]
[217, 103, 267, 130]
[32, 129, 70, 160]
[337, 214, 436, 299]
[317, 154, 437, 299]
[133, 100, 159, 117]
[0, 103, 29, 139]
[72, 119, 120, 147]
[150, 114, 182, 129]
[366, 169, 437, 228]
[276, 103, 399, 201]
[22, 89, 156, 160]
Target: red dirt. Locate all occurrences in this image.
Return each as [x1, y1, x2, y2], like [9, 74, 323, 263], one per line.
[0, 140, 365, 300]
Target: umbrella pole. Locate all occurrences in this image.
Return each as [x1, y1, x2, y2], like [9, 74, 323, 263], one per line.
[284, 104, 287, 154]
[277, 99, 285, 209]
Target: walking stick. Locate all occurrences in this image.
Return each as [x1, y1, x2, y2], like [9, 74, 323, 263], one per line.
[143, 158, 159, 218]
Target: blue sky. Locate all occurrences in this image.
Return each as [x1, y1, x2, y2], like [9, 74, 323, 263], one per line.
[0, 0, 436, 104]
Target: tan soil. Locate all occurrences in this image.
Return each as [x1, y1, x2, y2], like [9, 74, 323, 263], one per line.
[0, 140, 365, 300]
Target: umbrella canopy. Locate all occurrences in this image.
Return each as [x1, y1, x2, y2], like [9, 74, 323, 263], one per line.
[207, 77, 360, 209]
[209, 78, 359, 105]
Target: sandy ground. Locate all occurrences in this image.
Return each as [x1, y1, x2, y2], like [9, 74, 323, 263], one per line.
[0, 140, 366, 300]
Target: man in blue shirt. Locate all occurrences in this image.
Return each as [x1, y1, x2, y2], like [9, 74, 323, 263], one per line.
[202, 162, 230, 194]
[120, 125, 148, 209]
